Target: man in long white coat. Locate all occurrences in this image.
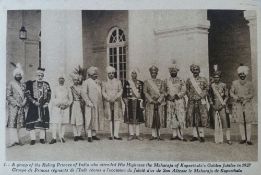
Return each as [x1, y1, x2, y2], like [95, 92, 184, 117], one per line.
[102, 66, 123, 140]
[82, 67, 104, 142]
[49, 75, 72, 144]
[230, 65, 254, 145]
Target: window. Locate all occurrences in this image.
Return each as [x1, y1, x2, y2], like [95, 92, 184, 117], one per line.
[107, 27, 127, 82]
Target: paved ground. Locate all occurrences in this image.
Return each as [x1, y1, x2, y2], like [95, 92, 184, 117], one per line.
[6, 123, 257, 161]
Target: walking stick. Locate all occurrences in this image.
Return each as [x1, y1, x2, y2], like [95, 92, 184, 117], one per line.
[195, 101, 200, 140]
[242, 102, 247, 144]
[110, 102, 114, 140]
[154, 103, 160, 141]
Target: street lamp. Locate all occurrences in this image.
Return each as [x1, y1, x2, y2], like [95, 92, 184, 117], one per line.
[19, 11, 27, 40]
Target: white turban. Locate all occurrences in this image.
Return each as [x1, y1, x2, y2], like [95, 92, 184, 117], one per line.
[13, 63, 24, 77]
[106, 66, 116, 73]
[168, 64, 179, 72]
[87, 66, 98, 75]
[237, 65, 249, 75]
[130, 68, 140, 74]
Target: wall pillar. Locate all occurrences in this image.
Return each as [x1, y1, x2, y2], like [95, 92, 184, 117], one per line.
[41, 10, 83, 88]
[244, 10, 257, 122]
[128, 10, 210, 80]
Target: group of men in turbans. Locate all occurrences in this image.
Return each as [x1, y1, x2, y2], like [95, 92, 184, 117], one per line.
[6, 61, 255, 147]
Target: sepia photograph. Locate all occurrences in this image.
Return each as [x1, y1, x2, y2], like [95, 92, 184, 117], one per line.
[4, 8, 258, 162]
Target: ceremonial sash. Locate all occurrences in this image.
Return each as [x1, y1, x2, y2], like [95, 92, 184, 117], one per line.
[147, 79, 160, 97]
[190, 76, 206, 104]
[214, 111, 223, 143]
[211, 84, 225, 106]
[129, 80, 140, 98]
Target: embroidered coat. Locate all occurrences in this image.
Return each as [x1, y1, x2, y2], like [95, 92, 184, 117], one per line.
[25, 80, 51, 130]
[6, 80, 26, 128]
[165, 77, 186, 129]
[230, 80, 254, 124]
[144, 78, 166, 128]
[185, 76, 208, 127]
[122, 80, 145, 124]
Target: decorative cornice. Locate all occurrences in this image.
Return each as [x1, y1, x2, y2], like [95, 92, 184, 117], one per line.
[154, 22, 210, 38]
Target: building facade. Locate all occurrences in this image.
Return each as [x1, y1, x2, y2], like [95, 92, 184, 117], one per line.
[6, 10, 257, 121]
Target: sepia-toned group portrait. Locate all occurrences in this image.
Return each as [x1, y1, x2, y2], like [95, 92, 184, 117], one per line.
[5, 9, 257, 161]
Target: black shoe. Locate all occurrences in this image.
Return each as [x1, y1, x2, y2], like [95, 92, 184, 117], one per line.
[136, 136, 143, 141]
[170, 136, 180, 140]
[227, 140, 232, 145]
[181, 138, 187, 142]
[78, 136, 84, 140]
[92, 136, 100, 140]
[88, 137, 93, 142]
[239, 140, 246, 144]
[157, 137, 164, 141]
[246, 141, 253, 145]
[74, 137, 78, 142]
[109, 137, 114, 140]
[199, 137, 205, 143]
[128, 136, 135, 141]
[149, 137, 157, 140]
[40, 139, 45, 144]
[61, 138, 66, 143]
[49, 139, 56, 144]
[190, 137, 198, 142]
[30, 140, 35, 145]
[114, 137, 123, 140]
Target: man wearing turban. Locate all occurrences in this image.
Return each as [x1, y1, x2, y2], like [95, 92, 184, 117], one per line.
[82, 66, 104, 142]
[69, 74, 86, 142]
[186, 64, 208, 143]
[25, 67, 51, 145]
[209, 65, 231, 145]
[165, 62, 187, 141]
[6, 63, 27, 147]
[49, 74, 72, 144]
[102, 66, 123, 140]
[144, 65, 166, 140]
[230, 64, 254, 145]
[123, 68, 145, 141]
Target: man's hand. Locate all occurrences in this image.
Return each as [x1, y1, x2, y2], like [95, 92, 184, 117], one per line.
[34, 101, 40, 106]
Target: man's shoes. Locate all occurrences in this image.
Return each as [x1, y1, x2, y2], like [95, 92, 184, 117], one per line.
[170, 136, 180, 140]
[246, 141, 253, 145]
[40, 139, 45, 144]
[109, 137, 114, 140]
[92, 136, 100, 140]
[61, 138, 66, 143]
[114, 137, 122, 140]
[239, 140, 246, 144]
[157, 137, 164, 141]
[88, 137, 93, 142]
[181, 138, 187, 142]
[190, 137, 198, 142]
[128, 135, 135, 141]
[136, 136, 143, 141]
[78, 136, 84, 140]
[227, 140, 232, 145]
[199, 137, 205, 143]
[49, 139, 56, 144]
[74, 137, 78, 142]
[149, 137, 157, 140]
[30, 140, 35, 145]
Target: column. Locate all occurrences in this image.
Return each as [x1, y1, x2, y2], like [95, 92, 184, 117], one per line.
[244, 10, 257, 122]
[41, 10, 83, 88]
